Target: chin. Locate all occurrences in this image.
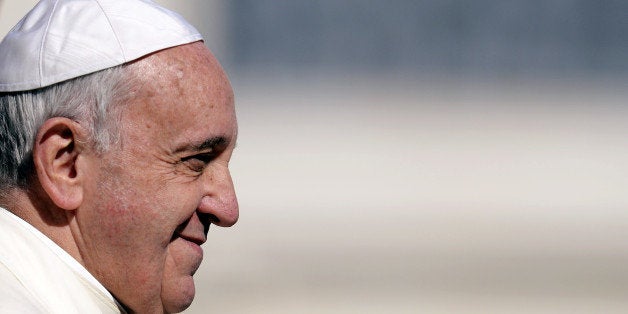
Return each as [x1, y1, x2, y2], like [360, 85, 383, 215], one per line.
[162, 277, 196, 313]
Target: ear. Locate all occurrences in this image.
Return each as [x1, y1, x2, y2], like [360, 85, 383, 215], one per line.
[32, 117, 88, 211]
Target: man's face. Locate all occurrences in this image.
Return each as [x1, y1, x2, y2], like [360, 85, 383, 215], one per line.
[73, 42, 238, 313]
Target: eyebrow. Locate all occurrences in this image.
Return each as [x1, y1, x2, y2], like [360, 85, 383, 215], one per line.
[174, 136, 230, 154]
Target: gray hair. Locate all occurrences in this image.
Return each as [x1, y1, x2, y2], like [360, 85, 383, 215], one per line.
[0, 65, 132, 188]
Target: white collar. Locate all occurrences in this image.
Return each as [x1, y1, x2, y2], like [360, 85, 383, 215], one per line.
[0, 208, 127, 313]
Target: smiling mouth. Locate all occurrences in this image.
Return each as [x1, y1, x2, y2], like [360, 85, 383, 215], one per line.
[171, 215, 208, 245]
[180, 234, 205, 246]
[170, 231, 206, 246]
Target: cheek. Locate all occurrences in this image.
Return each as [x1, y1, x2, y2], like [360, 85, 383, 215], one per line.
[97, 171, 178, 238]
[77, 183, 173, 311]
[89, 181, 171, 267]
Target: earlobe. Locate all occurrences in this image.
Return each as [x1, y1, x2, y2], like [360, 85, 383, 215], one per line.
[33, 118, 87, 211]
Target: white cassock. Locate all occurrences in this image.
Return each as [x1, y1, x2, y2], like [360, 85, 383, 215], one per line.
[0, 208, 126, 313]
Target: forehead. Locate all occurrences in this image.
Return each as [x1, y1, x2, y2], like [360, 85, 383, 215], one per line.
[121, 43, 236, 149]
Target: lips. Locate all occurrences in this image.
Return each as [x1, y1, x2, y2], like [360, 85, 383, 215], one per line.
[178, 233, 205, 246]
[171, 212, 208, 246]
[170, 227, 206, 252]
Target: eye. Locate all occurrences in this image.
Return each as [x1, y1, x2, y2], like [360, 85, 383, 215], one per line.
[181, 152, 216, 172]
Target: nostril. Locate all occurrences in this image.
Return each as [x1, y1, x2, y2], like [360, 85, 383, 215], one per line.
[197, 212, 214, 234]
[197, 194, 239, 227]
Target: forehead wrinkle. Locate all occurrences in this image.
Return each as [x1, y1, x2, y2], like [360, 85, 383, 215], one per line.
[117, 43, 236, 154]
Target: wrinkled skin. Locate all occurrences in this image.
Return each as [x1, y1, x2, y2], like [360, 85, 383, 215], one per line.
[70, 42, 239, 313]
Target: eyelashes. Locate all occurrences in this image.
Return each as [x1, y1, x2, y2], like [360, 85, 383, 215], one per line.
[180, 152, 217, 172]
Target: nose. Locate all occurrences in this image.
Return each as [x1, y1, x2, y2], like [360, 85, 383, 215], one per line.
[197, 165, 239, 227]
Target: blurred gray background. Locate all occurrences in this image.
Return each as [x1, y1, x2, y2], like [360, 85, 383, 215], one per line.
[2, 1, 628, 313]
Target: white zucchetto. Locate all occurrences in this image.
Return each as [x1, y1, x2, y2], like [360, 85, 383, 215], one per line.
[0, 0, 203, 92]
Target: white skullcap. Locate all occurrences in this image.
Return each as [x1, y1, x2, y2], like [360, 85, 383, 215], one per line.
[0, 0, 203, 92]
